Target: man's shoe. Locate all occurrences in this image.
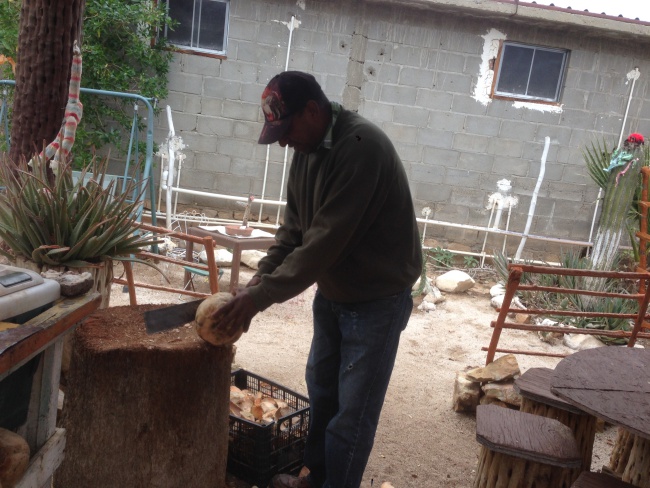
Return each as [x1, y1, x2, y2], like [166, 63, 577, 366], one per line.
[268, 473, 312, 488]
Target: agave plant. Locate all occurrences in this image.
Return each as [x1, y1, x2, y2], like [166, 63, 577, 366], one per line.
[0, 154, 160, 267]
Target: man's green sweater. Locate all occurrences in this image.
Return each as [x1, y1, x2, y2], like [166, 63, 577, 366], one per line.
[248, 107, 422, 311]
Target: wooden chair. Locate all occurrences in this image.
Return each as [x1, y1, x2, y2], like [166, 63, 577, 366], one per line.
[474, 405, 581, 488]
[571, 471, 636, 487]
[514, 367, 598, 484]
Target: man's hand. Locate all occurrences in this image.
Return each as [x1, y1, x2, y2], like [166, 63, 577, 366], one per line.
[211, 285, 260, 334]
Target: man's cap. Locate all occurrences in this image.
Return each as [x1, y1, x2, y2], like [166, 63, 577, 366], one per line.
[626, 133, 644, 145]
[258, 71, 322, 145]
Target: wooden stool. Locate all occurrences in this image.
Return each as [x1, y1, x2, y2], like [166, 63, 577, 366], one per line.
[54, 305, 235, 488]
[474, 405, 581, 488]
[515, 367, 598, 482]
[571, 471, 637, 487]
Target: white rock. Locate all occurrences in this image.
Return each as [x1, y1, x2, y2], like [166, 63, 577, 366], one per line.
[417, 300, 436, 313]
[490, 294, 525, 311]
[241, 250, 267, 269]
[563, 333, 605, 350]
[490, 283, 506, 297]
[435, 270, 475, 293]
[199, 248, 233, 266]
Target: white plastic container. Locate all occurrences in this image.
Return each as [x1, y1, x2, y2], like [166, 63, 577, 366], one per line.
[0, 265, 61, 322]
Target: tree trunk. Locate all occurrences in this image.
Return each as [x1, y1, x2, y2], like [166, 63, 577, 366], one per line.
[8, 0, 84, 165]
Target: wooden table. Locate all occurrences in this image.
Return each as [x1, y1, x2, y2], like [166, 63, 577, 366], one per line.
[185, 226, 276, 292]
[550, 347, 650, 487]
[0, 292, 101, 488]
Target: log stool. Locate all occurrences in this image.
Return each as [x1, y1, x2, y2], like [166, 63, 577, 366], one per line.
[474, 405, 581, 488]
[571, 471, 637, 487]
[54, 305, 235, 488]
[515, 367, 598, 485]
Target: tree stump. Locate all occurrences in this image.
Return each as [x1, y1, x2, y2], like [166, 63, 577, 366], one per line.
[609, 427, 634, 475]
[54, 304, 234, 488]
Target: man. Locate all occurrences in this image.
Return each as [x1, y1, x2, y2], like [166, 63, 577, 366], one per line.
[212, 71, 422, 488]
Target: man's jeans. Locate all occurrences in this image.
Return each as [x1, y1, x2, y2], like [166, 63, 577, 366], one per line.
[303, 287, 413, 488]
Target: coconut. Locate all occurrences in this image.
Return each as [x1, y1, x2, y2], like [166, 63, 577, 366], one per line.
[193, 292, 244, 346]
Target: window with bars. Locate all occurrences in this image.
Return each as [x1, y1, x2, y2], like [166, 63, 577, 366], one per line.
[492, 42, 569, 103]
[165, 0, 229, 55]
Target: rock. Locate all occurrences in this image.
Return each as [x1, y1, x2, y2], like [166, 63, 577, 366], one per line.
[417, 300, 436, 313]
[514, 312, 530, 324]
[412, 276, 435, 296]
[0, 427, 30, 488]
[479, 396, 509, 408]
[241, 250, 267, 269]
[482, 381, 522, 407]
[490, 283, 506, 297]
[563, 333, 605, 350]
[465, 354, 520, 383]
[536, 318, 565, 344]
[42, 270, 94, 297]
[452, 371, 481, 413]
[435, 270, 475, 293]
[199, 248, 233, 267]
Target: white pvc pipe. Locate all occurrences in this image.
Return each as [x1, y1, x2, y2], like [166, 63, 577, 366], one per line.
[165, 105, 176, 230]
[515, 136, 550, 261]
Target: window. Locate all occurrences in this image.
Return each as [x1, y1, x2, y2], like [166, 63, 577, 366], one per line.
[492, 42, 568, 103]
[165, 0, 229, 55]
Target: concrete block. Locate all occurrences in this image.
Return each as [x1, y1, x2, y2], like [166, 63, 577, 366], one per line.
[433, 203, 470, 225]
[382, 122, 419, 144]
[167, 72, 203, 95]
[379, 84, 418, 105]
[486, 102, 524, 121]
[417, 128, 454, 149]
[594, 113, 625, 135]
[428, 112, 465, 132]
[178, 132, 218, 153]
[236, 40, 281, 64]
[444, 168, 481, 188]
[488, 138, 524, 158]
[535, 125, 572, 146]
[499, 120, 537, 142]
[216, 139, 256, 160]
[414, 181, 452, 203]
[458, 152, 494, 173]
[562, 165, 591, 185]
[452, 133, 489, 153]
[365, 41, 393, 63]
[521, 108, 562, 125]
[527, 161, 564, 182]
[547, 181, 586, 202]
[439, 72, 473, 94]
[451, 94, 487, 115]
[586, 92, 625, 114]
[393, 142, 423, 163]
[399, 67, 434, 89]
[415, 90, 452, 113]
[203, 78, 241, 101]
[374, 63, 401, 84]
[464, 115, 499, 137]
[241, 82, 266, 104]
[360, 101, 394, 124]
[195, 152, 231, 173]
[220, 61, 259, 82]
[492, 156, 529, 177]
[179, 169, 217, 192]
[230, 158, 266, 179]
[196, 116, 233, 137]
[222, 100, 260, 122]
[391, 45, 427, 68]
[233, 120, 262, 141]
[201, 99, 224, 117]
[450, 187, 489, 209]
[168, 112, 198, 132]
[393, 105, 430, 127]
[435, 52, 468, 74]
[411, 162, 446, 184]
[422, 146, 459, 167]
[214, 173, 252, 195]
[229, 18, 259, 42]
[313, 52, 349, 75]
[181, 55, 221, 77]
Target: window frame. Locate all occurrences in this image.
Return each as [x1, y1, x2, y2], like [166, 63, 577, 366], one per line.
[491, 40, 569, 105]
[164, 0, 230, 59]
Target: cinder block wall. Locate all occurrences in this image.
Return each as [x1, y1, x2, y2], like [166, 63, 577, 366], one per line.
[156, 0, 650, 259]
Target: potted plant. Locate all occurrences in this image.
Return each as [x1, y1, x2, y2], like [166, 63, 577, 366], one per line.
[0, 153, 160, 308]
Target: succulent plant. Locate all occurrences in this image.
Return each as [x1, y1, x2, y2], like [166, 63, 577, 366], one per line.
[0, 154, 159, 267]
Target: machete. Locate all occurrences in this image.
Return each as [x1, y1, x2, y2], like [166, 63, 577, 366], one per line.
[144, 299, 204, 334]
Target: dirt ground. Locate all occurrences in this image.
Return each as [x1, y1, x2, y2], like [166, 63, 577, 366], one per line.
[107, 256, 626, 488]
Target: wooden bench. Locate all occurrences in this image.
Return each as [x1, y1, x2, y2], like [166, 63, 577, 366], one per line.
[474, 405, 581, 488]
[515, 367, 598, 480]
[571, 471, 637, 487]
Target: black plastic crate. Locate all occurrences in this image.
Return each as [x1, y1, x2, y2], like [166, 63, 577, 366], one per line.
[228, 369, 310, 487]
